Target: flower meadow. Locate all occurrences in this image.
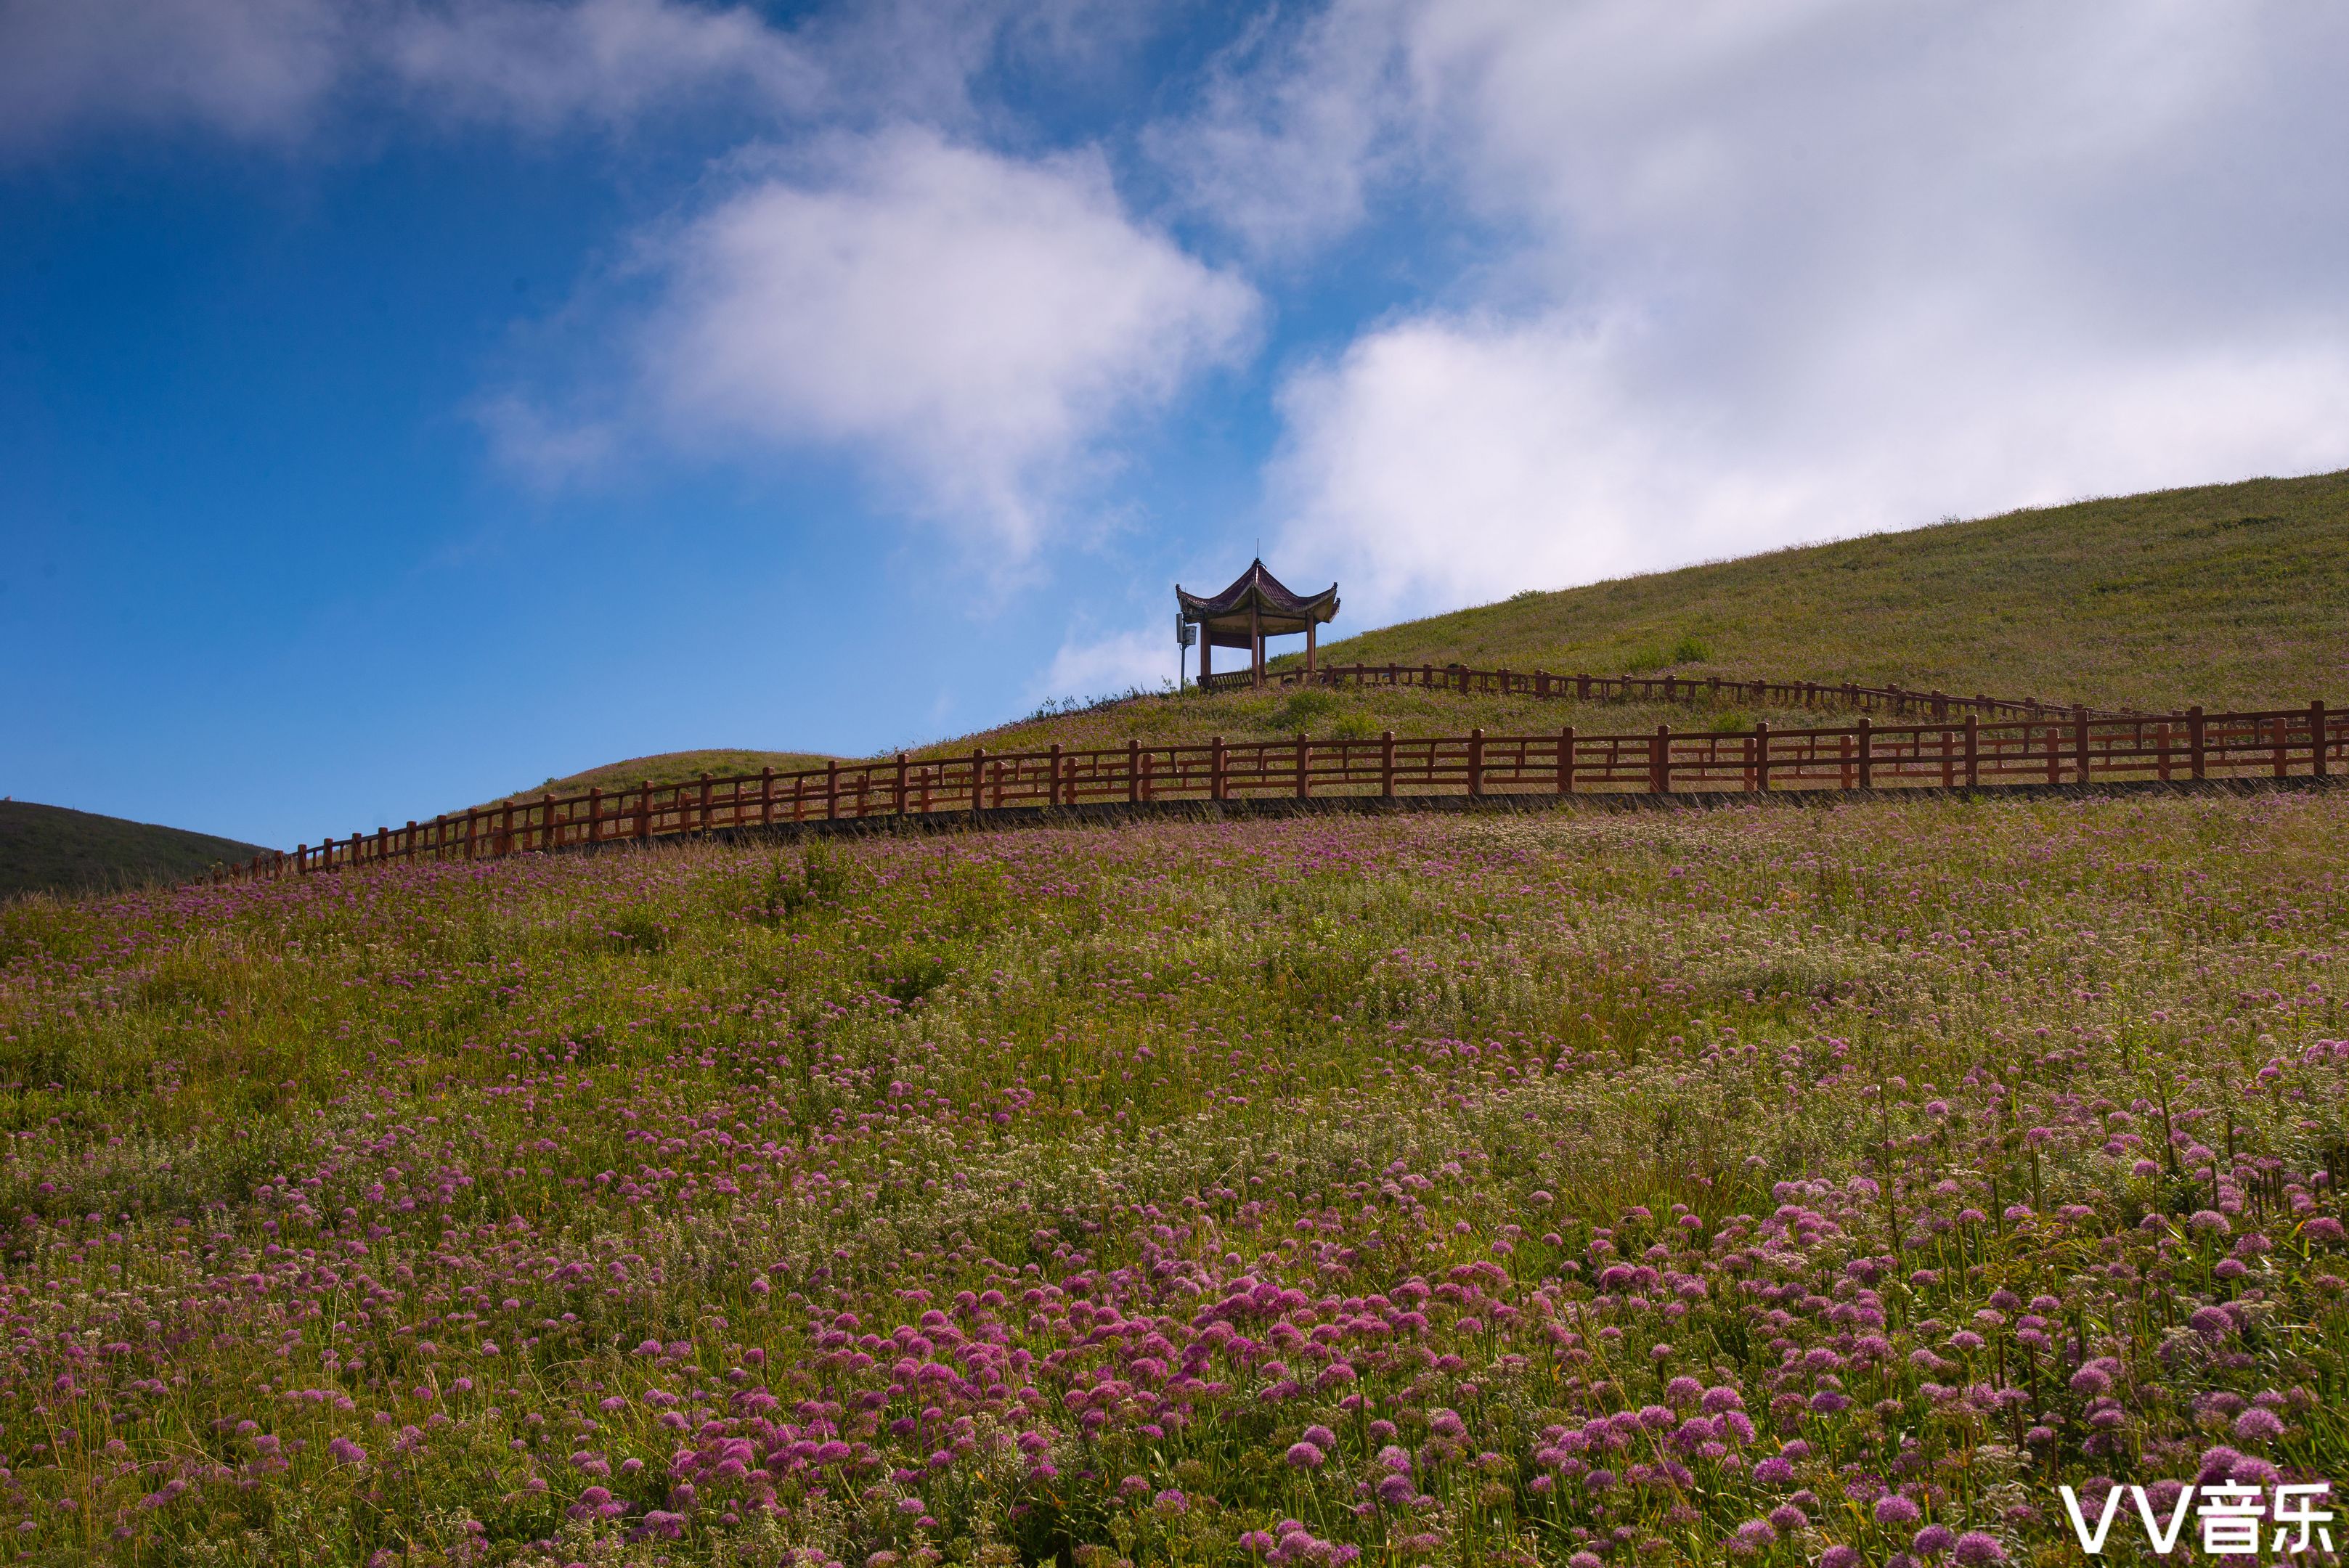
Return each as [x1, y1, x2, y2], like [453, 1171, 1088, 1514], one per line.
[5, 792, 2349, 1566]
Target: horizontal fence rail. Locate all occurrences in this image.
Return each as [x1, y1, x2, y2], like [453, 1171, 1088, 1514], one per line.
[221, 700, 2337, 883]
[1213, 661, 2141, 721]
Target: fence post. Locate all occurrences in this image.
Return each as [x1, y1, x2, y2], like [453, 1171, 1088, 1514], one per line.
[2074, 706, 2091, 785]
[1049, 743, 1063, 809]
[896, 754, 909, 815]
[1558, 726, 1576, 793]
[1381, 730, 1396, 799]
[1128, 740, 1141, 804]
[1964, 714, 1979, 789]
[970, 748, 985, 812]
[1652, 725, 1671, 793]
[1536, 670, 1549, 698]
[2313, 701, 2329, 780]
[1212, 735, 1227, 801]
[1467, 728, 1485, 797]
[760, 767, 773, 826]
[588, 790, 601, 844]
[1856, 719, 1873, 790]
[1296, 734, 1311, 800]
[541, 795, 556, 852]
[1578, 674, 1591, 700]
[1753, 722, 1769, 792]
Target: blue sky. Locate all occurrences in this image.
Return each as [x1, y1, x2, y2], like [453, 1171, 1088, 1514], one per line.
[6, 1, 2348, 849]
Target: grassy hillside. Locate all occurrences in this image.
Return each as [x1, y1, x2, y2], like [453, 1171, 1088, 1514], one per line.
[0, 799, 270, 900]
[500, 471, 2349, 787]
[1301, 468, 2349, 711]
[16, 471, 2349, 1562]
[929, 467, 2349, 761]
[7, 791, 2349, 1562]
[912, 682, 1806, 761]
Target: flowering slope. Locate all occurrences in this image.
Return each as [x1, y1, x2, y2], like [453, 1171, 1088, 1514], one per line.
[4, 793, 2349, 1566]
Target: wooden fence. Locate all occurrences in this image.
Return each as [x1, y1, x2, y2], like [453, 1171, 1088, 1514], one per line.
[222, 701, 2334, 883]
[1209, 661, 2136, 720]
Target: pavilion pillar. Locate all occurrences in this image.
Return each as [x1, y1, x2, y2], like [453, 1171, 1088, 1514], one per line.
[1200, 631, 1212, 685]
[1250, 601, 1263, 687]
[1306, 618, 1317, 678]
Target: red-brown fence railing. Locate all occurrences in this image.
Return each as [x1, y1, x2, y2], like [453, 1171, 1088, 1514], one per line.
[222, 701, 2334, 883]
[1208, 661, 2138, 720]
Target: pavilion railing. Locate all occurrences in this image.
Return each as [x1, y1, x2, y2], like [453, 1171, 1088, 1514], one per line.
[219, 701, 2336, 883]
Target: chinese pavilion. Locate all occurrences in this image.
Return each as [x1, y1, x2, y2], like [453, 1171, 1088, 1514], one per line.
[1176, 560, 1340, 690]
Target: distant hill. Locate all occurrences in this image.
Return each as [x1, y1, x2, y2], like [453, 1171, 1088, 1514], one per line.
[0, 801, 272, 901]
[1300, 468, 2349, 712]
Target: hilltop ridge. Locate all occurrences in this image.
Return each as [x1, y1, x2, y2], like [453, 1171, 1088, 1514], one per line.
[1300, 469, 2349, 711]
[913, 469, 2349, 760]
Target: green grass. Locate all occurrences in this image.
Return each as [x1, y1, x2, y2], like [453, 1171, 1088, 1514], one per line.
[0, 799, 272, 901]
[907, 682, 1817, 764]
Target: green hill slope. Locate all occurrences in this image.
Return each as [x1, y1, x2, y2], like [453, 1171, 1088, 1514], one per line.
[1304, 468, 2349, 711]
[439, 468, 2349, 800]
[918, 469, 2349, 759]
[493, 748, 844, 804]
[0, 801, 272, 901]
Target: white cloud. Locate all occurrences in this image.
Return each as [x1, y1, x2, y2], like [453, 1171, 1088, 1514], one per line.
[0, 0, 347, 150]
[1038, 626, 1178, 701]
[0, 0, 911, 154]
[1146, 1, 1412, 257]
[640, 128, 1258, 550]
[375, 0, 821, 131]
[0, 0, 1157, 155]
[1276, 311, 2349, 621]
[1232, 0, 2349, 622]
[469, 392, 619, 487]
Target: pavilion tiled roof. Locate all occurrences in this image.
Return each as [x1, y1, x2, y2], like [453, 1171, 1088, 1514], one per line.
[1176, 560, 1339, 646]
